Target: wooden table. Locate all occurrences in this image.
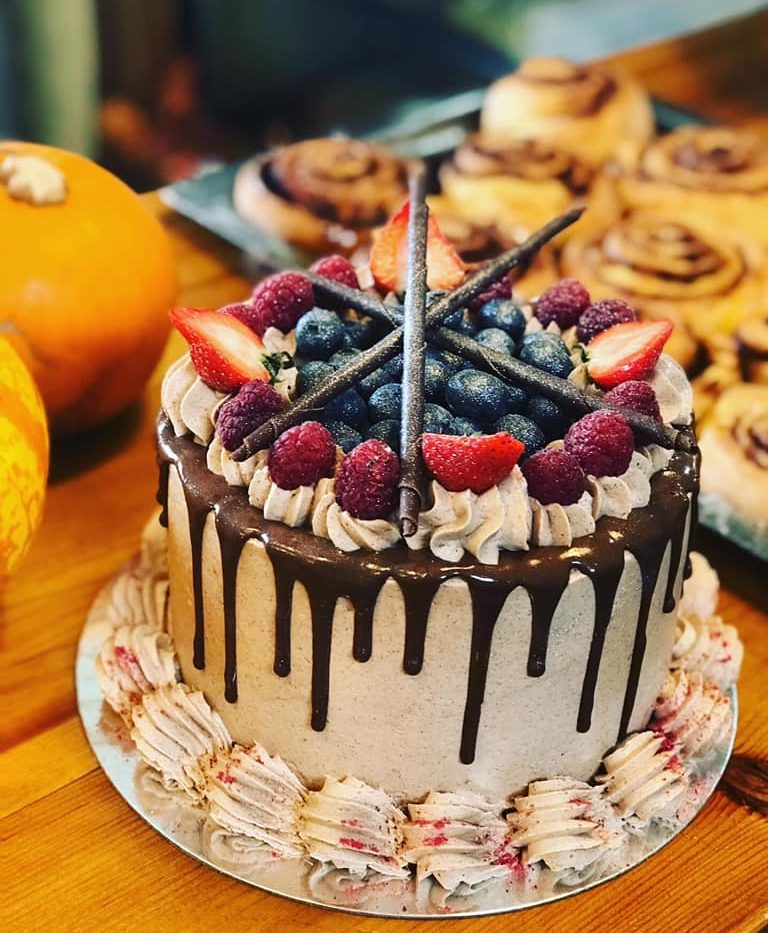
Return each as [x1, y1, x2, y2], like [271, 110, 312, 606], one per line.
[4, 13, 768, 932]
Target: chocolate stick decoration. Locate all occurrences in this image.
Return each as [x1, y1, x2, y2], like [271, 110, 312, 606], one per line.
[398, 170, 429, 537]
[232, 207, 585, 461]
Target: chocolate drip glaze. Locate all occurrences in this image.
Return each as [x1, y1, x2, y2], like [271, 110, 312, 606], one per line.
[156, 414, 698, 759]
[156, 456, 170, 528]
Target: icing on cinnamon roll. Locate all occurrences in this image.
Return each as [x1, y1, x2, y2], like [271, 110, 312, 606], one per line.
[234, 138, 408, 255]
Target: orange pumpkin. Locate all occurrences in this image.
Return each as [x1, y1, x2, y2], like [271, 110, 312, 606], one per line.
[0, 142, 177, 434]
[0, 339, 49, 576]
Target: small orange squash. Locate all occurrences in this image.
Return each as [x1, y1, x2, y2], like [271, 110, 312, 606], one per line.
[0, 339, 49, 576]
[0, 142, 177, 434]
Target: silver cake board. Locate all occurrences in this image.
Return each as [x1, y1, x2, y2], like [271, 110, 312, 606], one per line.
[76, 573, 737, 920]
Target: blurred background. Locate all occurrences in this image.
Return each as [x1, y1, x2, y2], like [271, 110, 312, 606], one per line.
[0, 0, 764, 191]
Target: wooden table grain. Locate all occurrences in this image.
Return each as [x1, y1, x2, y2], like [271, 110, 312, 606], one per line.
[3, 14, 768, 932]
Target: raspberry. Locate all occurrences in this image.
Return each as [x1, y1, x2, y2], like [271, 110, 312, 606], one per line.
[467, 274, 512, 312]
[268, 421, 336, 490]
[215, 381, 284, 452]
[220, 301, 261, 334]
[250, 272, 314, 335]
[422, 432, 524, 494]
[604, 381, 662, 422]
[521, 448, 585, 505]
[534, 278, 590, 329]
[576, 299, 637, 344]
[564, 411, 634, 477]
[335, 439, 400, 519]
[310, 254, 360, 290]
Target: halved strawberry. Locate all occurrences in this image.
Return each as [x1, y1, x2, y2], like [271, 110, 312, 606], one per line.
[422, 432, 524, 494]
[370, 200, 465, 294]
[587, 320, 673, 389]
[170, 307, 269, 392]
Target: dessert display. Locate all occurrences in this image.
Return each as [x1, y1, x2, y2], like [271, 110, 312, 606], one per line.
[233, 137, 409, 255]
[92, 191, 744, 904]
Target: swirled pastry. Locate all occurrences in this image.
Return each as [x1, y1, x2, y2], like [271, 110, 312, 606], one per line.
[560, 209, 768, 369]
[613, 126, 768, 247]
[480, 58, 653, 169]
[234, 138, 408, 255]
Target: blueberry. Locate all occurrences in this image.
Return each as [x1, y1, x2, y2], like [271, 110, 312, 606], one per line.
[358, 367, 393, 400]
[445, 370, 515, 424]
[296, 360, 334, 395]
[424, 358, 451, 402]
[451, 417, 481, 436]
[525, 395, 571, 440]
[424, 403, 454, 434]
[366, 419, 400, 454]
[368, 384, 402, 422]
[476, 327, 516, 356]
[477, 299, 526, 340]
[384, 353, 404, 380]
[443, 307, 477, 336]
[426, 347, 463, 372]
[295, 308, 346, 360]
[519, 332, 573, 378]
[494, 414, 546, 460]
[343, 319, 376, 349]
[323, 388, 368, 432]
[328, 348, 361, 369]
[505, 385, 529, 414]
[324, 420, 363, 453]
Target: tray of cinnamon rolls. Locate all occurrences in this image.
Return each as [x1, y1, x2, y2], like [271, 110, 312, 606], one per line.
[161, 55, 768, 560]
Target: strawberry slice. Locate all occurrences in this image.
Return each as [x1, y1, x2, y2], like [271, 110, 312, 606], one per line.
[370, 200, 465, 294]
[422, 432, 524, 494]
[170, 307, 269, 392]
[587, 320, 674, 389]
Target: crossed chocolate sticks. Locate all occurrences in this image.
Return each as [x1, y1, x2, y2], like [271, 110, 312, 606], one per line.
[232, 178, 692, 536]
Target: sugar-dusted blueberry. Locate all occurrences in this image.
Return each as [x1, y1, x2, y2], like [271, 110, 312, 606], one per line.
[328, 347, 361, 369]
[525, 395, 571, 440]
[295, 308, 346, 360]
[443, 307, 477, 336]
[366, 419, 400, 454]
[358, 367, 393, 400]
[384, 353, 404, 380]
[426, 346, 464, 372]
[368, 383, 402, 422]
[324, 420, 363, 453]
[494, 414, 546, 460]
[451, 417, 481, 436]
[477, 299, 526, 340]
[343, 319, 377, 349]
[323, 387, 368, 432]
[424, 358, 451, 402]
[296, 360, 334, 395]
[519, 332, 573, 378]
[424, 403, 454, 434]
[476, 327, 517, 356]
[446, 369, 514, 424]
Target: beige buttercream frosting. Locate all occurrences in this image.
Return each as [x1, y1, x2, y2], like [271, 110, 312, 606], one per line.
[646, 356, 693, 426]
[311, 477, 400, 552]
[95, 623, 176, 722]
[679, 552, 720, 620]
[671, 614, 743, 689]
[653, 669, 733, 757]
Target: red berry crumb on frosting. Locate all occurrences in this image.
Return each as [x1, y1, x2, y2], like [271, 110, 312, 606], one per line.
[310, 255, 360, 290]
[216, 381, 284, 452]
[521, 448, 585, 505]
[534, 278, 591, 329]
[604, 380, 662, 423]
[564, 411, 635, 477]
[250, 271, 314, 335]
[576, 299, 637, 344]
[336, 439, 400, 519]
[268, 421, 336, 490]
[422, 432, 524, 494]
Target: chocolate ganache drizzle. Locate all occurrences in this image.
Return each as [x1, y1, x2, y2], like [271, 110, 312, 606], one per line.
[157, 414, 697, 767]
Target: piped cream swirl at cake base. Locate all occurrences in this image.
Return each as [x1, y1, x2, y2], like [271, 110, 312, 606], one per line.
[671, 614, 743, 689]
[652, 669, 734, 758]
[95, 623, 177, 720]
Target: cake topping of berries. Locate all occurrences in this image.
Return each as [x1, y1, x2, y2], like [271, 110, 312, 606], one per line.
[467, 274, 512, 313]
[576, 298, 637, 344]
[310, 254, 360, 290]
[220, 301, 260, 333]
[370, 200, 465, 293]
[170, 306, 269, 393]
[268, 421, 336, 490]
[564, 411, 635, 477]
[336, 439, 400, 519]
[534, 278, 590, 329]
[422, 432, 524, 494]
[216, 381, 284, 452]
[587, 320, 673, 388]
[250, 271, 314, 335]
[604, 381, 662, 423]
[521, 448, 586, 505]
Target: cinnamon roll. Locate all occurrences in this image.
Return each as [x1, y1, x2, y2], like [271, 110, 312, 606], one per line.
[438, 134, 591, 241]
[560, 209, 768, 369]
[427, 193, 558, 299]
[614, 126, 768, 247]
[234, 138, 409, 255]
[480, 57, 654, 170]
